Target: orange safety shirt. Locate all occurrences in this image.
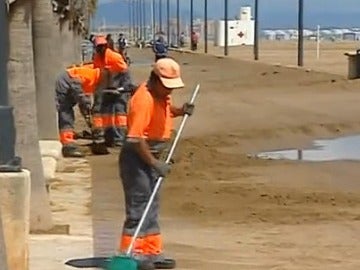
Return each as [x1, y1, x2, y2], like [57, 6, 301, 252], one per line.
[93, 48, 128, 73]
[67, 66, 101, 95]
[66, 62, 94, 69]
[127, 83, 173, 141]
[80, 63, 94, 69]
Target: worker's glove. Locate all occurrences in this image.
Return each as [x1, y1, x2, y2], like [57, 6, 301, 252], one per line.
[153, 160, 171, 177]
[182, 102, 195, 116]
[79, 98, 92, 117]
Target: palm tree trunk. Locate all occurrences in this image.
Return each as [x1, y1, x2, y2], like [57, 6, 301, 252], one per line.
[52, 17, 63, 74]
[74, 30, 82, 63]
[60, 19, 76, 67]
[8, 0, 53, 231]
[32, 0, 59, 140]
[0, 208, 8, 270]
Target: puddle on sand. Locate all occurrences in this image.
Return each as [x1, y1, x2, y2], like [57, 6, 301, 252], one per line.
[255, 135, 360, 162]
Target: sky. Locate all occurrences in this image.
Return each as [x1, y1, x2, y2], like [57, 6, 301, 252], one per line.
[94, 0, 360, 29]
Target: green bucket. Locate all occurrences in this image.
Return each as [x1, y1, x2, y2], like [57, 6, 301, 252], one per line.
[105, 255, 137, 270]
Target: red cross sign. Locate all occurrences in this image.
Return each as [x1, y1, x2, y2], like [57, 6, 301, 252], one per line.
[238, 31, 244, 38]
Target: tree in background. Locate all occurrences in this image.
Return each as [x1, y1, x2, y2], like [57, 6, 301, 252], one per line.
[8, 0, 53, 231]
[0, 207, 8, 270]
[53, 0, 91, 66]
[7, 0, 95, 232]
[33, 0, 62, 141]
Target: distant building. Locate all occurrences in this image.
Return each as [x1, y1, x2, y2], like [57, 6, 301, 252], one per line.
[262, 30, 276, 40]
[342, 32, 360, 41]
[274, 30, 290, 40]
[275, 33, 287, 41]
[207, 20, 216, 40]
[214, 6, 255, 47]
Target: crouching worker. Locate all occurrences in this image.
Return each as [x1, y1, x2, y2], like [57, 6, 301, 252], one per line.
[118, 58, 195, 270]
[55, 66, 111, 157]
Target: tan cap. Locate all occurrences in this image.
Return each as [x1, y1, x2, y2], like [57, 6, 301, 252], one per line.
[153, 58, 185, 89]
[94, 36, 107, 46]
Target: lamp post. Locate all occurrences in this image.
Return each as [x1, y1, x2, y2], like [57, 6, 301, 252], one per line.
[134, 0, 138, 39]
[204, 0, 208, 53]
[166, 0, 170, 43]
[159, 0, 162, 33]
[137, 0, 141, 39]
[254, 0, 259, 60]
[152, 0, 155, 39]
[0, 0, 21, 172]
[139, 0, 143, 39]
[190, 0, 193, 50]
[224, 0, 228, 56]
[298, 0, 304, 66]
[132, 0, 136, 40]
[176, 0, 180, 47]
[142, 0, 146, 40]
[128, 0, 132, 40]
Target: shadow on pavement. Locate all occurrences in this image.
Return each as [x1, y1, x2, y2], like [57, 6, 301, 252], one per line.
[89, 151, 124, 257]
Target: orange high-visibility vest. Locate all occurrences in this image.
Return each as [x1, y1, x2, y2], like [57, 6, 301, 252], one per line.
[67, 66, 101, 95]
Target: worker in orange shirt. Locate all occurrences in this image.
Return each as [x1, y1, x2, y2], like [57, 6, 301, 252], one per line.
[92, 36, 135, 147]
[118, 58, 194, 270]
[55, 66, 111, 157]
[92, 35, 128, 75]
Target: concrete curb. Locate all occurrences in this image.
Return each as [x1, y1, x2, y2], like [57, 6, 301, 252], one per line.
[39, 140, 62, 160]
[41, 156, 58, 181]
[39, 140, 63, 181]
[29, 158, 94, 270]
[0, 169, 31, 270]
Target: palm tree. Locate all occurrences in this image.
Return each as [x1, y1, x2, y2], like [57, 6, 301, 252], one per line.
[53, 0, 96, 66]
[0, 208, 8, 270]
[75, 0, 84, 64]
[32, 0, 61, 140]
[60, 19, 77, 66]
[88, 0, 98, 15]
[58, 0, 80, 66]
[8, 0, 53, 231]
[87, 0, 97, 35]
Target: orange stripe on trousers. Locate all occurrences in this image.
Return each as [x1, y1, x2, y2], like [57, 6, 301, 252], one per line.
[119, 234, 162, 255]
[59, 129, 74, 144]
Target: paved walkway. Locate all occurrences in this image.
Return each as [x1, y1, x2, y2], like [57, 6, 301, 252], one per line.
[29, 158, 95, 270]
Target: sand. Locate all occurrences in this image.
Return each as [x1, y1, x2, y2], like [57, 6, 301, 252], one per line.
[71, 45, 360, 270]
[198, 40, 359, 76]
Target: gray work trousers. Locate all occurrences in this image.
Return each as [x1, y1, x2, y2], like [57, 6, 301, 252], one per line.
[102, 71, 136, 145]
[55, 72, 91, 145]
[102, 91, 130, 145]
[119, 143, 161, 237]
[55, 73, 81, 136]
